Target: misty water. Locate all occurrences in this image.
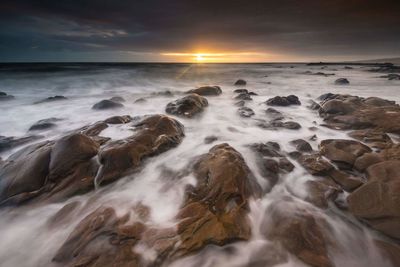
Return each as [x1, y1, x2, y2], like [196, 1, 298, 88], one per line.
[0, 63, 399, 267]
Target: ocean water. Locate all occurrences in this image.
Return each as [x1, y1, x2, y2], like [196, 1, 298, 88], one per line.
[0, 63, 398, 267]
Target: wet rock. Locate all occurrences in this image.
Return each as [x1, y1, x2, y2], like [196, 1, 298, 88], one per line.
[234, 79, 247, 86]
[78, 121, 108, 136]
[272, 121, 302, 130]
[308, 100, 321, 110]
[290, 139, 313, 152]
[309, 134, 318, 141]
[265, 108, 284, 120]
[334, 78, 350, 85]
[34, 95, 67, 104]
[262, 200, 334, 267]
[96, 115, 185, 185]
[234, 92, 252, 100]
[186, 85, 222, 96]
[348, 129, 393, 149]
[250, 142, 282, 158]
[278, 158, 295, 172]
[237, 107, 255, 118]
[28, 118, 62, 131]
[0, 141, 53, 204]
[233, 89, 248, 94]
[318, 94, 400, 133]
[354, 153, 383, 172]
[379, 73, 400, 80]
[317, 93, 336, 101]
[305, 179, 342, 208]
[176, 144, 262, 255]
[0, 135, 43, 153]
[375, 240, 400, 267]
[327, 169, 363, 192]
[152, 90, 173, 96]
[248, 91, 258, 96]
[234, 100, 245, 107]
[104, 115, 132, 124]
[109, 96, 125, 102]
[297, 153, 334, 175]
[92, 99, 124, 110]
[265, 95, 301, 106]
[0, 91, 15, 100]
[319, 139, 372, 170]
[166, 93, 208, 118]
[134, 97, 147, 103]
[204, 135, 218, 144]
[348, 160, 400, 239]
[363, 97, 396, 107]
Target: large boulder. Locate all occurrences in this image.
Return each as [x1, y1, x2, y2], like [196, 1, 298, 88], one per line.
[165, 94, 208, 118]
[96, 115, 185, 184]
[186, 86, 222, 96]
[348, 160, 400, 239]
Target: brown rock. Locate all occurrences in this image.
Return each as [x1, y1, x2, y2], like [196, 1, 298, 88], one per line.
[320, 139, 371, 169]
[290, 139, 313, 152]
[166, 93, 208, 118]
[305, 179, 342, 208]
[297, 153, 334, 175]
[186, 86, 222, 96]
[96, 115, 185, 185]
[327, 169, 363, 192]
[104, 115, 132, 124]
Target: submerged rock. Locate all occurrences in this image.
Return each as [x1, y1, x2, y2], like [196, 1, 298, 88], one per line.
[334, 78, 350, 85]
[109, 96, 125, 102]
[265, 95, 301, 106]
[234, 92, 252, 100]
[34, 95, 67, 104]
[92, 99, 124, 110]
[233, 89, 248, 94]
[290, 139, 313, 152]
[0, 91, 15, 100]
[234, 79, 247, 86]
[29, 118, 62, 131]
[186, 85, 222, 96]
[0, 135, 43, 153]
[104, 115, 132, 124]
[237, 107, 255, 117]
[166, 93, 208, 118]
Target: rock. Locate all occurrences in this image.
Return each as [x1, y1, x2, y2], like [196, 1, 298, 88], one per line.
[234, 100, 245, 107]
[262, 200, 334, 267]
[233, 89, 248, 94]
[248, 91, 258, 96]
[234, 93, 252, 100]
[186, 86, 222, 96]
[165, 93, 208, 118]
[327, 169, 363, 192]
[28, 118, 62, 131]
[0, 91, 15, 100]
[78, 122, 108, 136]
[344, 66, 353, 69]
[234, 79, 247, 86]
[375, 240, 400, 267]
[0, 141, 53, 204]
[319, 99, 356, 115]
[290, 139, 313, 152]
[134, 97, 147, 103]
[348, 160, 400, 239]
[318, 93, 336, 101]
[96, 115, 185, 185]
[104, 115, 132, 124]
[305, 179, 342, 208]
[379, 73, 400, 80]
[354, 153, 383, 172]
[0, 135, 43, 153]
[92, 99, 124, 110]
[250, 142, 282, 158]
[152, 90, 173, 96]
[109, 96, 125, 102]
[237, 107, 255, 118]
[334, 78, 350, 85]
[297, 153, 334, 175]
[266, 95, 301, 106]
[204, 135, 218, 144]
[319, 139, 372, 169]
[348, 129, 393, 149]
[272, 121, 302, 130]
[308, 100, 321, 110]
[279, 158, 295, 172]
[265, 108, 284, 120]
[363, 97, 396, 107]
[34, 95, 67, 104]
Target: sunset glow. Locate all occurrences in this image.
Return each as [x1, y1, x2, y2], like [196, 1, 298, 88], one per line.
[161, 51, 270, 63]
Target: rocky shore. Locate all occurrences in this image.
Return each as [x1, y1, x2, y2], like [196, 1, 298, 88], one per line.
[0, 67, 400, 267]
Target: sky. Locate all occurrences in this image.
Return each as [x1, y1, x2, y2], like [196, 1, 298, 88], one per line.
[0, 0, 400, 62]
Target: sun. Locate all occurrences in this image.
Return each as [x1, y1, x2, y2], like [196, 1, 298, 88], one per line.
[195, 54, 205, 62]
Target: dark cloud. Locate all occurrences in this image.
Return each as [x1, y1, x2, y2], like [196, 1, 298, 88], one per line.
[0, 0, 399, 61]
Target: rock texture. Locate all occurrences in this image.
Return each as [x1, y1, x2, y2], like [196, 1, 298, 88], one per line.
[265, 95, 301, 106]
[186, 86, 222, 96]
[165, 94, 208, 118]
